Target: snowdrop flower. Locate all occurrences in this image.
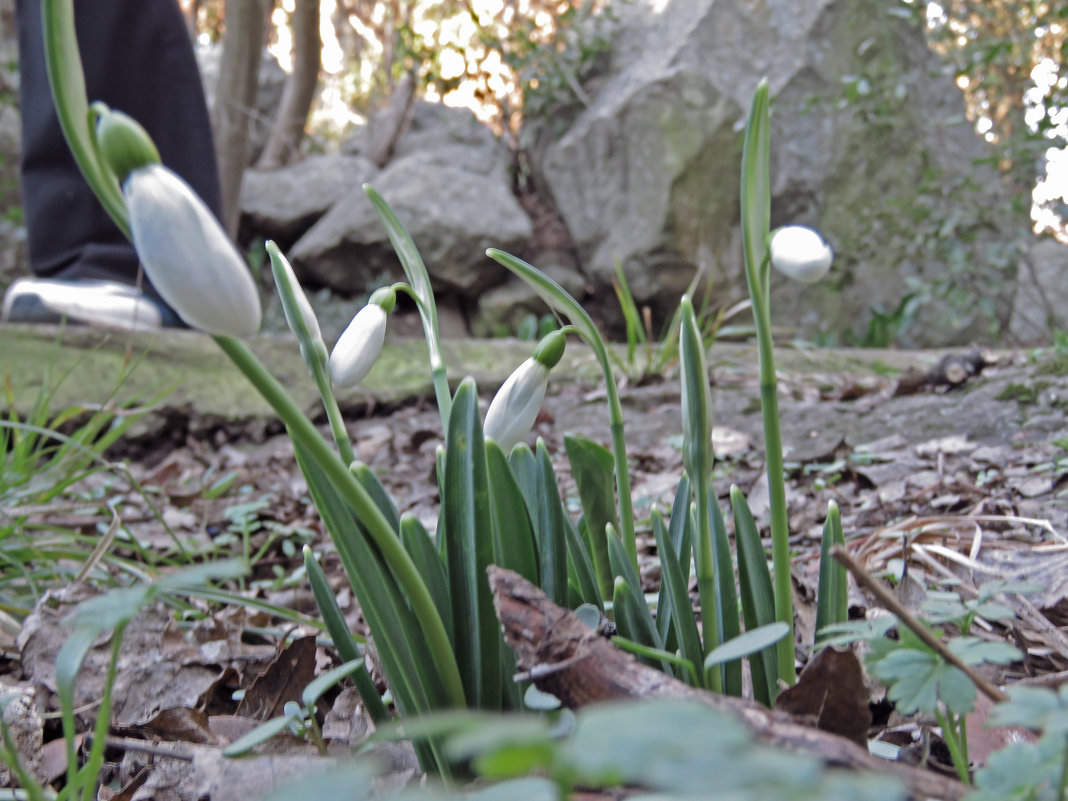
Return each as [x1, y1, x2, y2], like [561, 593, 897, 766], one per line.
[769, 225, 834, 284]
[330, 287, 395, 388]
[484, 329, 566, 453]
[97, 108, 261, 337]
[267, 241, 326, 369]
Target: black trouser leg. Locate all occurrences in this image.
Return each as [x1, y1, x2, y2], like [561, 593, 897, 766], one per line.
[17, 0, 222, 307]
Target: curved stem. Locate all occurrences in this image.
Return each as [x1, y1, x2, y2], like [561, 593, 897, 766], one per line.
[214, 335, 466, 709]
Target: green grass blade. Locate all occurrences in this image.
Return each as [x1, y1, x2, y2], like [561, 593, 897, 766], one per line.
[730, 485, 780, 707]
[442, 378, 502, 709]
[563, 434, 617, 602]
[302, 545, 387, 723]
[612, 258, 647, 368]
[814, 500, 847, 645]
[611, 572, 668, 673]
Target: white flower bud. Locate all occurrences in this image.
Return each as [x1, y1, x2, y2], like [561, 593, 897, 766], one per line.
[330, 302, 388, 388]
[484, 358, 550, 454]
[769, 225, 834, 284]
[124, 164, 261, 336]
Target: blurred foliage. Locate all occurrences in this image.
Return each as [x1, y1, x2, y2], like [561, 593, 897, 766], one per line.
[898, 0, 1067, 235]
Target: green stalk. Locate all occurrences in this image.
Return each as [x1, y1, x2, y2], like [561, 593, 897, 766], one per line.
[739, 80, 795, 688]
[214, 335, 466, 709]
[487, 248, 637, 570]
[42, 0, 129, 237]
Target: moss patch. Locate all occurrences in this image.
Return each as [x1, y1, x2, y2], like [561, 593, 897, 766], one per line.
[1034, 354, 1068, 377]
[995, 381, 1051, 405]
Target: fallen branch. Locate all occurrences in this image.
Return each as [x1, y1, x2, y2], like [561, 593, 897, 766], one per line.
[488, 565, 966, 801]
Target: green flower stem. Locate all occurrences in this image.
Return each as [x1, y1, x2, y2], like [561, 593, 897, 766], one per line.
[392, 282, 452, 433]
[487, 248, 637, 569]
[751, 279, 794, 687]
[310, 358, 356, 466]
[740, 80, 795, 688]
[936, 707, 970, 785]
[42, 0, 129, 238]
[214, 335, 466, 709]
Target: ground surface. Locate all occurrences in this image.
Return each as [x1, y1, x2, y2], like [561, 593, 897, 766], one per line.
[3, 323, 1068, 797]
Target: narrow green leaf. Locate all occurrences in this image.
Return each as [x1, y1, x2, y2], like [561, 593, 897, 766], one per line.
[352, 462, 401, 533]
[564, 515, 603, 609]
[652, 511, 703, 686]
[709, 499, 742, 696]
[731, 485, 780, 707]
[295, 443, 447, 717]
[532, 440, 569, 606]
[608, 531, 667, 673]
[815, 500, 847, 644]
[485, 441, 539, 586]
[401, 515, 453, 640]
[564, 433, 617, 601]
[302, 545, 387, 722]
[703, 622, 790, 670]
[612, 637, 698, 684]
[443, 378, 501, 708]
[302, 658, 371, 709]
[656, 475, 693, 648]
[611, 575, 667, 672]
[222, 716, 292, 757]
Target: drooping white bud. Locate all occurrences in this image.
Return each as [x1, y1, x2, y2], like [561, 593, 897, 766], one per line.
[329, 288, 395, 388]
[769, 225, 834, 284]
[123, 165, 261, 336]
[483, 330, 565, 453]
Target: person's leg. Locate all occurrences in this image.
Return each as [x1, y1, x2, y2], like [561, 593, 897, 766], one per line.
[9, 0, 223, 326]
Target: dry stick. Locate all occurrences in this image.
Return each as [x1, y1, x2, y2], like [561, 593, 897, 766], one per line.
[830, 544, 1008, 704]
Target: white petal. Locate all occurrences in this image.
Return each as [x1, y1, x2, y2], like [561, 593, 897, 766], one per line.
[769, 225, 834, 284]
[330, 304, 387, 388]
[483, 359, 548, 453]
[125, 165, 261, 336]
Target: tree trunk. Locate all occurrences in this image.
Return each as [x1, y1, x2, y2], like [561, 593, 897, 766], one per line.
[255, 0, 321, 169]
[488, 565, 968, 801]
[213, 0, 271, 236]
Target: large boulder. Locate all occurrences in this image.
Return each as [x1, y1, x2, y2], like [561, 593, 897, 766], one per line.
[289, 150, 532, 293]
[533, 0, 1028, 344]
[1008, 237, 1068, 343]
[239, 154, 379, 247]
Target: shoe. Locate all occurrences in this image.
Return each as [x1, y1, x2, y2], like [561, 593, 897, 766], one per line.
[1, 277, 183, 331]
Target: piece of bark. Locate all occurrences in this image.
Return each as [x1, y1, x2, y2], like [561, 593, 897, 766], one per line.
[488, 565, 966, 801]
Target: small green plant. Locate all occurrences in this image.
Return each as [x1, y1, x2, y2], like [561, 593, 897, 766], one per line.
[42, 0, 848, 783]
[823, 580, 1027, 784]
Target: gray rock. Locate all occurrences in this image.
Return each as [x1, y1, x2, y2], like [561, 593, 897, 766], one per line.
[289, 150, 532, 294]
[343, 100, 510, 178]
[240, 155, 380, 244]
[1008, 237, 1068, 344]
[534, 0, 1028, 345]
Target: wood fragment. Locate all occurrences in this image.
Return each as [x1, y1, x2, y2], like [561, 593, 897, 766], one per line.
[488, 565, 967, 801]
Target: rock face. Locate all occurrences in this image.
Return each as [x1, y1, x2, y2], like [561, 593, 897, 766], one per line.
[289, 102, 531, 295]
[1009, 237, 1068, 344]
[534, 0, 1028, 345]
[240, 154, 379, 247]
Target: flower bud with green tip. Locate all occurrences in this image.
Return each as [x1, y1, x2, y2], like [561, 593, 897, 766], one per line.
[769, 225, 833, 284]
[267, 241, 326, 369]
[96, 107, 262, 337]
[484, 329, 566, 453]
[93, 104, 160, 183]
[330, 287, 396, 388]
